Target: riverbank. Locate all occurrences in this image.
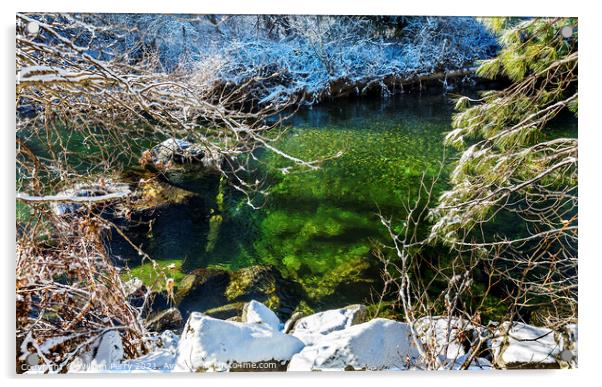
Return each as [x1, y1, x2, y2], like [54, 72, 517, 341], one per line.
[28, 300, 575, 373]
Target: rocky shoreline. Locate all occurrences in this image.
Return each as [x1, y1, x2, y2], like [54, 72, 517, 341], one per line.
[48, 300, 576, 373]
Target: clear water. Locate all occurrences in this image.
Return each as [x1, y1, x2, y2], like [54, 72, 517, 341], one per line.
[112, 93, 457, 307]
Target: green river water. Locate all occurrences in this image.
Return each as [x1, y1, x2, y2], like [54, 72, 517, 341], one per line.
[113, 93, 456, 308]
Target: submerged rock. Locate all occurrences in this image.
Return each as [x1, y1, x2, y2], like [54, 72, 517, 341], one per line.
[175, 268, 231, 320]
[174, 313, 304, 372]
[288, 318, 419, 371]
[176, 265, 305, 322]
[145, 308, 184, 333]
[225, 265, 305, 320]
[202, 302, 246, 321]
[290, 304, 368, 345]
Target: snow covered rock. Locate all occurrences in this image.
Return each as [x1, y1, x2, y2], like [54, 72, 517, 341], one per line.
[174, 312, 304, 372]
[121, 331, 179, 373]
[415, 316, 476, 362]
[490, 322, 562, 369]
[141, 138, 222, 174]
[68, 330, 124, 373]
[288, 318, 419, 371]
[290, 304, 367, 345]
[241, 300, 281, 330]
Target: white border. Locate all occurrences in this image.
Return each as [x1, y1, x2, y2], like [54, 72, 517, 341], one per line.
[2, 1, 600, 386]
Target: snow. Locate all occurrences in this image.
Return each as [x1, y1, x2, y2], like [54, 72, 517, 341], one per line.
[290, 304, 367, 345]
[415, 316, 474, 363]
[490, 322, 561, 368]
[174, 312, 305, 372]
[120, 331, 179, 373]
[29, 15, 496, 104]
[288, 318, 419, 371]
[241, 300, 281, 331]
[17, 65, 102, 84]
[445, 355, 493, 370]
[68, 330, 124, 373]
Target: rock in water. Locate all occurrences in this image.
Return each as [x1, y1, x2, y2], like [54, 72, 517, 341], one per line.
[242, 300, 281, 330]
[490, 322, 563, 369]
[145, 308, 184, 332]
[174, 313, 304, 372]
[225, 265, 305, 320]
[176, 268, 231, 320]
[290, 304, 367, 345]
[288, 318, 419, 371]
[140, 138, 222, 189]
[176, 265, 305, 322]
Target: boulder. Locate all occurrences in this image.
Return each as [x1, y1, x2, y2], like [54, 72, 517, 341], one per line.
[490, 322, 563, 369]
[174, 313, 304, 372]
[288, 318, 419, 371]
[123, 277, 144, 297]
[290, 304, 368, 345]
[143, 138, 221, 171]
[558, 324, 578, 367]
[241, 300, 281, 330]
